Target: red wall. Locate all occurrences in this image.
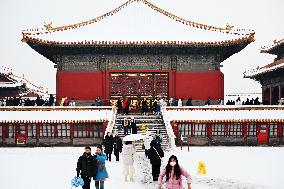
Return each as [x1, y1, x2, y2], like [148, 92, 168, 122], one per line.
[56, 70, 224, 101]
[175, 70, 224, 100]
[56, 71, 103, 100]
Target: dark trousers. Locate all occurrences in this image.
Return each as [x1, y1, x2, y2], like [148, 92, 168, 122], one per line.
[124, 127, 129, 136]
[81, 176, 91, 189]
[151, 164, 161, 181]
[114, 150, 120, 161]
[106, 152, 112, 161]
[145, 149, 149, 158]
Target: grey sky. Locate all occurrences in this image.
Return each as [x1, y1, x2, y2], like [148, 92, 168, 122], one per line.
[0, 0, 283, 94]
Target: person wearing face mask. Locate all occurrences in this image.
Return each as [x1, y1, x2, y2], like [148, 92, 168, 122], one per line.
[76, 146, 97, 189]
[157, 155, 192, 189]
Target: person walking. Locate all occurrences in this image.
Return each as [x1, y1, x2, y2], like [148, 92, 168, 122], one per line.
[152, 99, 158, 114]
[122, 117, 129, 136]
[103, 132, 113, 161]
[130, 116, 137, 134]
[144, 131, 153, 158]
[116, 98, 122, 114]
[141, 98, 148, 115]
[123, 98, 128, 115]
[113, 132, 123, 161]
[122, 141, 136, 182]
[76, 146, 97, 189]
[157, 155, 192, 189]
[140, 121, 147, 135]
[148, 140, 164, 181]
[94, 145, 108, 189]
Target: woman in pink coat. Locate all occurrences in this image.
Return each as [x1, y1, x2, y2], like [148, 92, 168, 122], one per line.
[157, 155, 192, 189]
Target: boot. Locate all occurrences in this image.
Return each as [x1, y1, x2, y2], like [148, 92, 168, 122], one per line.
[124, 175, 128, 182]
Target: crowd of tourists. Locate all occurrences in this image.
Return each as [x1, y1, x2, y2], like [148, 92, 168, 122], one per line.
[75, 131, 192, 189]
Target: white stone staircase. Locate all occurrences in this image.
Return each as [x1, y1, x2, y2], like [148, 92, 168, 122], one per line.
[112, 114, 169, 152]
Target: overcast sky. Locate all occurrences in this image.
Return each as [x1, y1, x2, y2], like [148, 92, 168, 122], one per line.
[0, 0, 283, 94]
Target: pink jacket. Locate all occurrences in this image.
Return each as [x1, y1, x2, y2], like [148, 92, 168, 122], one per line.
[158, 166, 192, 189]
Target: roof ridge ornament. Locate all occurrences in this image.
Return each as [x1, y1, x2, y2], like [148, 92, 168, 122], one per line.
[22, 0, 254, 40]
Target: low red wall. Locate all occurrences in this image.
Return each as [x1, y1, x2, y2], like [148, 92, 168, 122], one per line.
[175, 70, 224, 100]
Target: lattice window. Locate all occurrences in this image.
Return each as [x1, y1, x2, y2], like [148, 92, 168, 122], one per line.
[57, 124, 70, 138]
[74, 123, 101, 138]
[247, 123, 256, 137]
[269, 123, 278, 137]
[28, 124, 36, 138]
[194, 123, 206, 137]
[212, 124, 226, 136]
[228, 123, 242, 137]
[9, 124, 14, 138]
[110, 73, 168, 98]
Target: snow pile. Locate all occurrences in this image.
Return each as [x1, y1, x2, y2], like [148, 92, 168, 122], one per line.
[164, 106, 284, 122]
[0, 108, 114, 123]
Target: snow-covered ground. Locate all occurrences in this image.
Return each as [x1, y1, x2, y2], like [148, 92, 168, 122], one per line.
[0, 147, 283, 189]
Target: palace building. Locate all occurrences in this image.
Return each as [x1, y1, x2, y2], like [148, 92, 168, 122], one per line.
[22, 0, 254, 107]
[245, 39, 284, 105]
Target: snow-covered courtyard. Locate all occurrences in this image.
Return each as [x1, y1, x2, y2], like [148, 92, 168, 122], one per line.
[0, 146, 283, 189]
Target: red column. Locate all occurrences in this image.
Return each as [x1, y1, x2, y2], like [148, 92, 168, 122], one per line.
[14, 123, 17, 144]
[207, 123, 212, 141]
[225, 123, 228, 137]
[242, 122, 248, 139]
[36, 123, 40, 144]
[277, 123, 283, 139]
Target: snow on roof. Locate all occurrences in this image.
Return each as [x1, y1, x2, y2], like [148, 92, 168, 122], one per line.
[0, 82, 22, 88]
[260, 38, 284, 54]
[164, 106, 284, 123]
[22, 0, 254, 45]
[0, 67, 48, 97]
[243, 58, 284, 78]
[0, 107, 114, 123]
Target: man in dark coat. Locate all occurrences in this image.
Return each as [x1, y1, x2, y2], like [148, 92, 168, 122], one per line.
[113, 132, 123, 161]
[130, 117, 137, 134]
[76, 146, 97, 189]
[103, 132, 114, 161]
[116, 98, 122, 114]
[152, 99, 158, 114]
[141, 98, 148, 115]
[148, 140, 164, 181]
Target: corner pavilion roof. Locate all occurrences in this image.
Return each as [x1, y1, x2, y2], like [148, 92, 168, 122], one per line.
[244, 38, 284, 78]
[260, 38, 284, 55]
[21, 0, 255, 64]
